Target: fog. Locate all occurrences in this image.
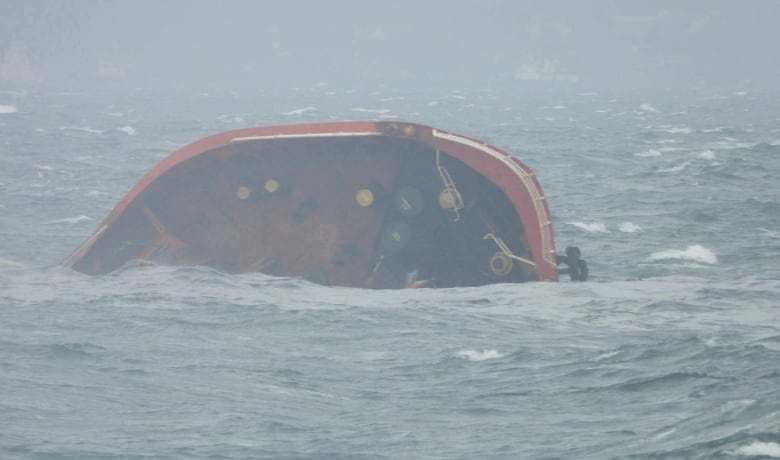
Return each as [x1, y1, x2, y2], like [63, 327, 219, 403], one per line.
[1, 0, 779, 91]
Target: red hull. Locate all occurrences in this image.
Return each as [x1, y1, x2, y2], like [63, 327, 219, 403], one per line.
[64, 121, 577, 287]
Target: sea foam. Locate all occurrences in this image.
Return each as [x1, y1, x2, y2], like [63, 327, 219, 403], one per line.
[0, 104, 18, 114]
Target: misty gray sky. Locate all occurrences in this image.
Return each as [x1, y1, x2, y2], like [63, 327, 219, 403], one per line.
[1, 0, 779, 90]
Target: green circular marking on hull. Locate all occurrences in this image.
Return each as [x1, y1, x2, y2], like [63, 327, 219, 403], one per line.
[393, 185, 425, 218]
[379, 220, 411, 254]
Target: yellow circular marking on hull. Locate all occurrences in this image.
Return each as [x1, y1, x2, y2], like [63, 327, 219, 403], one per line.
[356, 188, 374, 207]
[265, 179, 280, 193]
[438, 187, 456, 210]
[236, 186, 251, 200]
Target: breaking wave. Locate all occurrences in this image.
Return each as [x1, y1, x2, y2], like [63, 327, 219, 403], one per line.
[619, 222, 642, 233]
[456, 349, 504, 361]
[657, 161, 691, 173]
[634, 148, 662, 157]
[639, 103, 660, 113]
[43, 215, 93, 225]
[734, 441, 780, 457]
[281, 106, 317, 116]
[61, 126, 104, 134]
[117, 125, 136, 135]
[568, 221, 609, 233]
[649, 245, 718, 264]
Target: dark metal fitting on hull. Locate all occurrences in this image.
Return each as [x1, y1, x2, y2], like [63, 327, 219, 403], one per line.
[556, 246, 589, 281]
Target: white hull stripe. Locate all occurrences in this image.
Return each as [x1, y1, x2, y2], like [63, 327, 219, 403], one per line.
[231, 132, 381, 143]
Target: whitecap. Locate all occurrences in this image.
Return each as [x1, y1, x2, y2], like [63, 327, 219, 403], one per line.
[649, 245, 717, 264]
[280, 106, 316, 116]
[697, 150, 717, 159]
[568, 222, 608, 233]
[735, 441, 780, 457]
[63, 126, 104, 134]
[665, 127, 691, 134]
[639, 103, 660, 113]
[657, 161, 690, 173]
[652, 429, 676, 440]
[0, 257, 23, 267]
[117, 125, 136, 135]
[634, 149, 661, 157]
[757, 228, 780, 239]
[0, 104, 17, 114]
[594, 350, 621, 360]
[713, 140, 756, 150]
[44, 215, 93, 225]
[216, 114, 245, 123]
[619, 222, 642, 233]
[351, 108, 391, 114]
[456, 349, 504, 361]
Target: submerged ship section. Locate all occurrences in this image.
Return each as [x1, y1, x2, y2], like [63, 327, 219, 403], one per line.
[65, 122, 582, 287]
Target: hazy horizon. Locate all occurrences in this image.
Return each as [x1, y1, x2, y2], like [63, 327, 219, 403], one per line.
[2, 0, 779, 91]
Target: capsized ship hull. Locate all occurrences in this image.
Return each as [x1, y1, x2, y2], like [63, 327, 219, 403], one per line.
[64, 121, 586, 288]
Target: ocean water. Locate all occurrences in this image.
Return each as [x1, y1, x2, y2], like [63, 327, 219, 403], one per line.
[1, 85, 779, 459]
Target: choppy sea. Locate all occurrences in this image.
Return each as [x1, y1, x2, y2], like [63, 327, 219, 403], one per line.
[1, 84, 779, 459]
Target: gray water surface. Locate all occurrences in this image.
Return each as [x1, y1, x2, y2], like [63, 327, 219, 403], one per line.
[1, 86, 779, 459]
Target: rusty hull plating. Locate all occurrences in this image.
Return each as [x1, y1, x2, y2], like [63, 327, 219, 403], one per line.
[64, 121, 564, 288]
